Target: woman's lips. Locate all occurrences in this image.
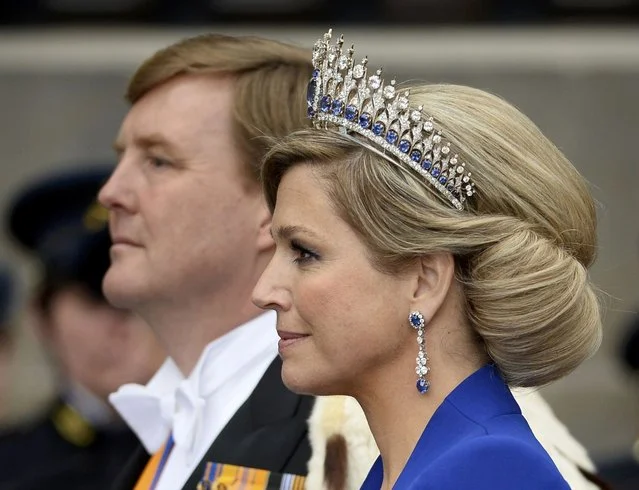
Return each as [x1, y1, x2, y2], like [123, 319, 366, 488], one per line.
[277, 331, 310, 353]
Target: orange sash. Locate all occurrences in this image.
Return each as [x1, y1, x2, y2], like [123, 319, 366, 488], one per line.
[133, 442, 167, 490]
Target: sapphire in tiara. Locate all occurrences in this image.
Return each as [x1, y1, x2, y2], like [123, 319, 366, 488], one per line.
[372, 121, 385, 136]
[307, 107, 315, 118]
[344, 104, 358, 121]
[320, 95, 332, 113]
[447, 183, 455, 193]
[439, 176, 448, 185]
[306, 79, 316, 107]
[331, 100, 344, 116]
[398, 140, 411, 153]
[431, 168, 441, 178]
[312, 69, 320, 79]
[421, 159, 432, 171]
[386, 130, 398, 145]
[410, 150, 422, 163]
[359, 113, 372, 129]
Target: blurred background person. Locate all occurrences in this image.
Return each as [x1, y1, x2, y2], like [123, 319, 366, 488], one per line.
[622, 313, 639, 374]
[0, 263, 18, 422]
[0, 165, 166, 490]
[609, 292, 639, 488]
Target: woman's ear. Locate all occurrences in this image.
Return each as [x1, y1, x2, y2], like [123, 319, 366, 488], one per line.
[411, 253, 456, 323]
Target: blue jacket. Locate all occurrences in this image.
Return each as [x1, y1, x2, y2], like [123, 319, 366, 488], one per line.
[361, 365, 570, 489]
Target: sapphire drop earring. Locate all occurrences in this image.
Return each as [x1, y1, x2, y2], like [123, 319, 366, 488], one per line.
[409, 311, 429, 394]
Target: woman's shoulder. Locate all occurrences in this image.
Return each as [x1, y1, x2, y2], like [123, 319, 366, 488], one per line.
[410, 434, 570, 490]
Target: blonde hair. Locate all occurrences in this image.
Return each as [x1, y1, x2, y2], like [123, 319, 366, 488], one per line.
[126, 33, 313, 179]
[262, 84, 602, 388]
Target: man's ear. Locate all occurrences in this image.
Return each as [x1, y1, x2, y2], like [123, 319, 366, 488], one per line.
[256, 198, 275, 253]
[410, 252, 456, 323]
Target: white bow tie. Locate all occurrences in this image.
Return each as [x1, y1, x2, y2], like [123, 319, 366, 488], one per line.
[110, 378, 206, 458]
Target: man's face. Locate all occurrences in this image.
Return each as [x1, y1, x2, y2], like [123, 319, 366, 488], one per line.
[99, 74, 271, 311]
[43, 287, 165, 401]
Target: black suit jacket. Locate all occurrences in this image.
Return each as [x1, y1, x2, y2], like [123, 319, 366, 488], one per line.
[112, 357, 314, 490]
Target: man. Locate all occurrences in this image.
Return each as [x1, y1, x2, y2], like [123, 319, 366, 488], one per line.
[101, 34, 314, 490]
[102, 32, 606, 490]
[0, 166, 165, 490]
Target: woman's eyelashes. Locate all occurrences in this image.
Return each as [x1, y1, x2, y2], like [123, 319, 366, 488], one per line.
[290, 239, 320, 265]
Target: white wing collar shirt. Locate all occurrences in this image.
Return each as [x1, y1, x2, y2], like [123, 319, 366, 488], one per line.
[109, 310, 279, 490]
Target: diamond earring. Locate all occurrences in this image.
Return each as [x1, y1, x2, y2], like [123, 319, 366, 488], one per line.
[409, 311, 430, 394]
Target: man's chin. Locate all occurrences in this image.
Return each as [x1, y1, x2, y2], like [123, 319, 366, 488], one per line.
[102, 270, 144, 309]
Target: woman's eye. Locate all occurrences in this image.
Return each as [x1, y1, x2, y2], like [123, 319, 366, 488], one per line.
[291, 240, 319, 264]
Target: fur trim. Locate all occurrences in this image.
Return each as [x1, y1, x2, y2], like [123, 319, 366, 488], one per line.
[324, 434, 348, 490]
[513, 389, 599, 489]
[306, 396, 377, 490]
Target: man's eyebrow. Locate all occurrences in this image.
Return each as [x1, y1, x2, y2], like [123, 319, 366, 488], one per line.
[112, 133, 178, 154]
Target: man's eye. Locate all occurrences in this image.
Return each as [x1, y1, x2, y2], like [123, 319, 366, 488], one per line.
[149, 157, 171, 168]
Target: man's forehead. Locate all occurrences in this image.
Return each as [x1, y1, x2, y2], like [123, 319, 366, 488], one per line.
[135, 74, 233, 114]
[114, 112, 196, 152]
[118, 82, 232, 139]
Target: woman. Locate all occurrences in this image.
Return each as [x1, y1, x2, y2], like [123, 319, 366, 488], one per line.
[252, 31, 602, 489]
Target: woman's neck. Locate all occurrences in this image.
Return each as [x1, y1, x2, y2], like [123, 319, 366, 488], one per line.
[355, 352, 483, 489]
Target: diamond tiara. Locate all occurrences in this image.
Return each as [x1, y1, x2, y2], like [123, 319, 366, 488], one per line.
[306, 30, 475, 210]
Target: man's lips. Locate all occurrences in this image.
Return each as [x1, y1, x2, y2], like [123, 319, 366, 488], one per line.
[111, 236, 141, 247]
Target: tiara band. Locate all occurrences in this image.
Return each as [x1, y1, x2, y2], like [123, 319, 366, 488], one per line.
[306, 29, 475, 210]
